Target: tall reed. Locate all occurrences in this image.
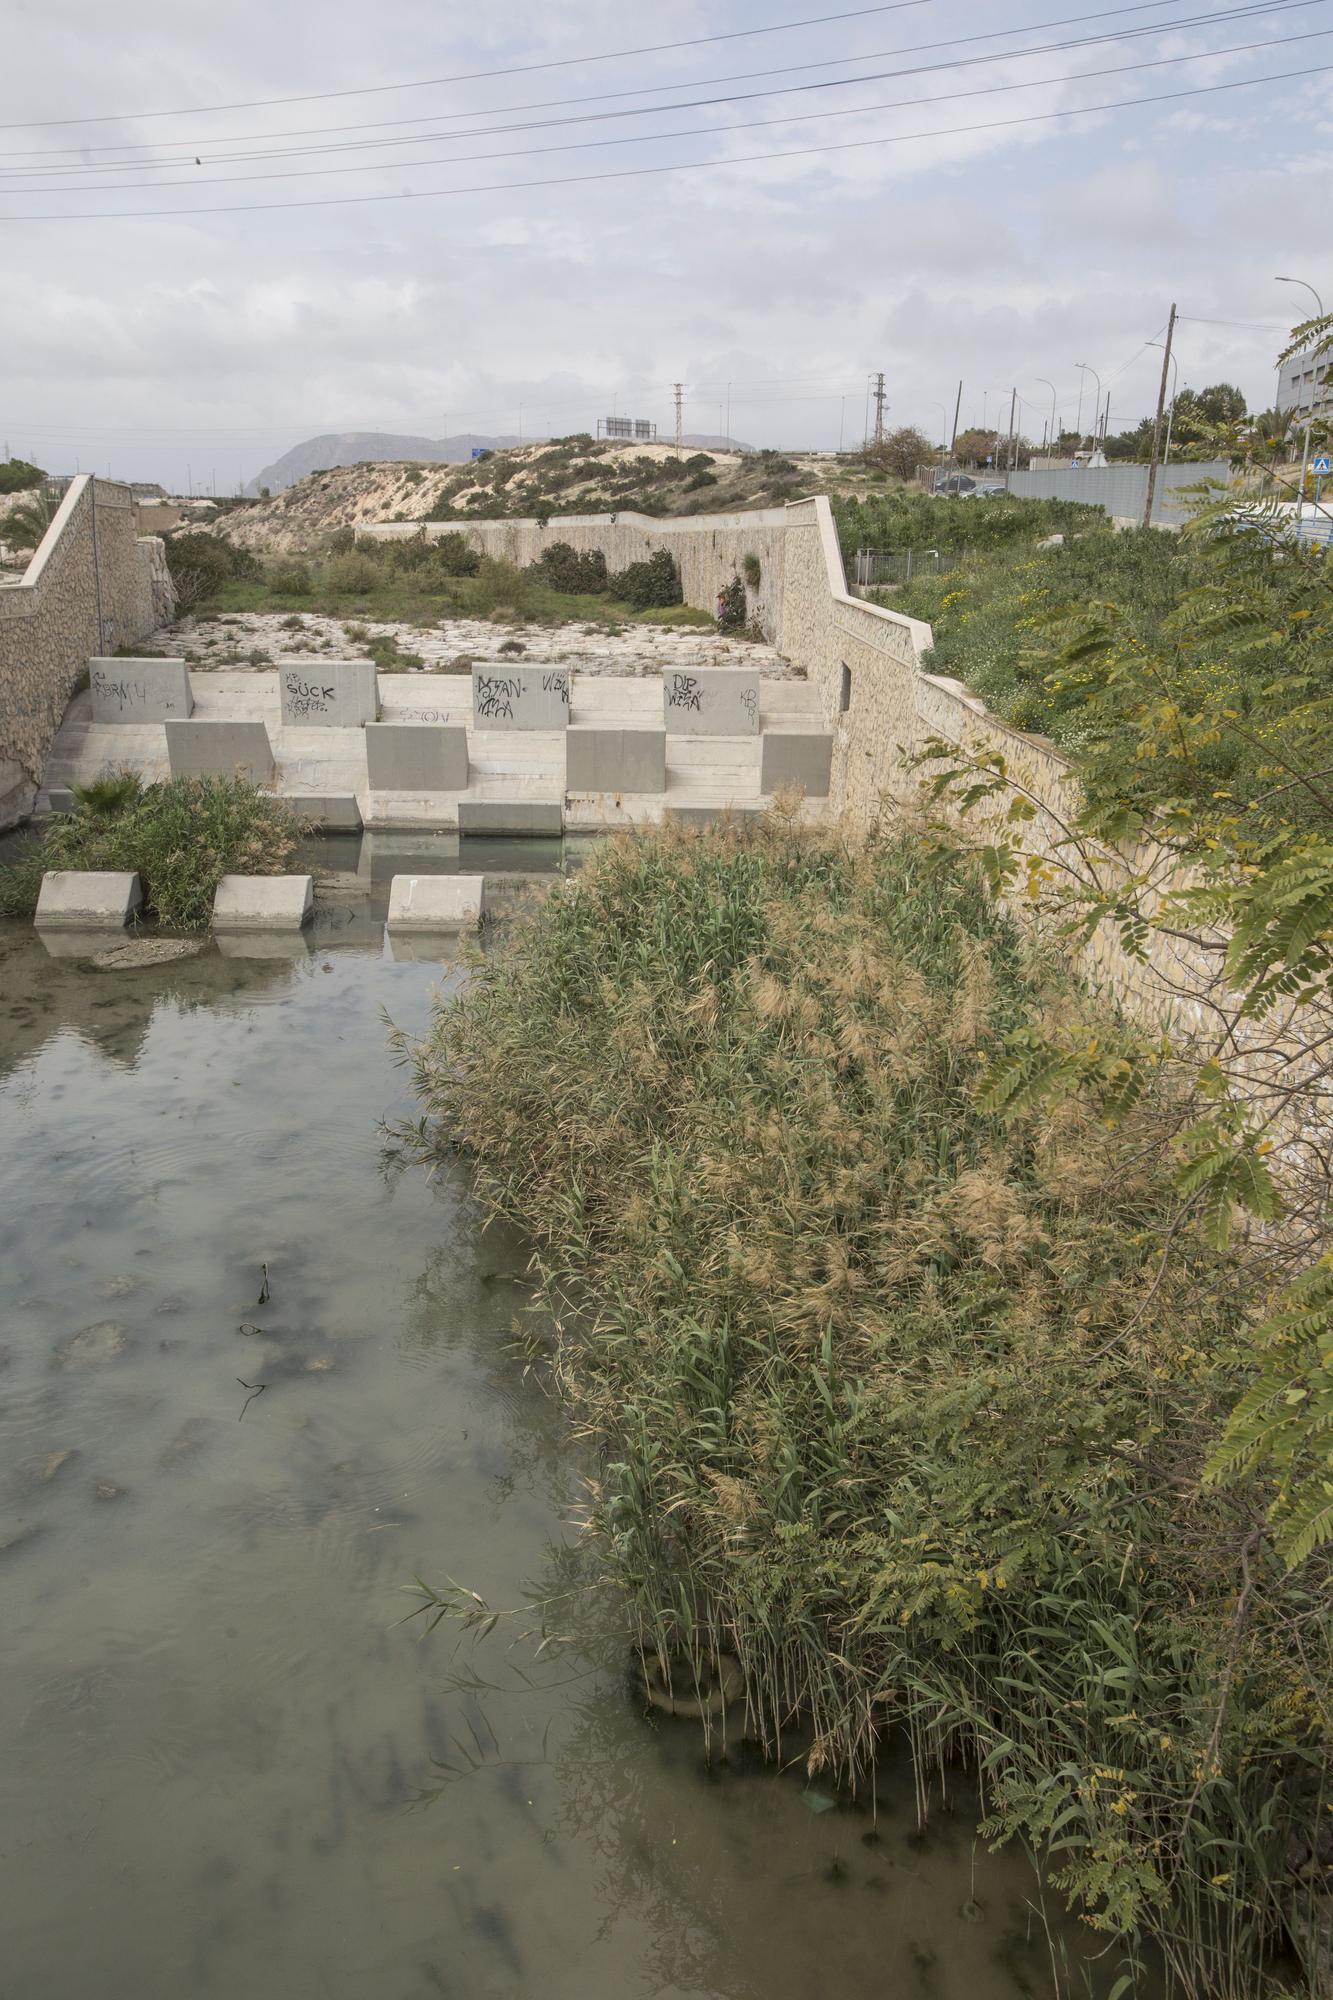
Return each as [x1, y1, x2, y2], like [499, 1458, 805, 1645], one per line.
[409, 816, 1331, 1999]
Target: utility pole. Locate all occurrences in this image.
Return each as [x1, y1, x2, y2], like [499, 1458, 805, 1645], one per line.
[872, 371, 886, 445]
[1143, 301, 1177, 530]
[1006, 386, 1017, 479]
[951, 378, 963, 455]
[673, 382, 683, 455]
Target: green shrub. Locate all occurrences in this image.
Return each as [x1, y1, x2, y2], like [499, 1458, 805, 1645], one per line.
[0, 457, 44, 495]
[741, 552, 762, 588]
[685, 470, 718, 492]
[530, 541, 608, 594]
[607, 548, 682, 609]
[165, 532, 260, 611]
[0, 777, 300, 928]
[715, 575, 746, 631]
[327, 525, 356, 555]
[321, 549, 382, 594]
[429, 531, 480, 578]
[267, 558, 312, 595]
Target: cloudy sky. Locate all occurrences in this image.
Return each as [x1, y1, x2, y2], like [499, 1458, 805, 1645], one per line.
[2, 0, 1328, 489]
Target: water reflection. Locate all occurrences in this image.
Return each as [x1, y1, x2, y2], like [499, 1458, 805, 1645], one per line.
[0, 917, 1149, 2000]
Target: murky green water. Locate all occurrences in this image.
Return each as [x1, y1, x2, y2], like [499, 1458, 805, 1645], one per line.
[0, 848, 1149, 2000]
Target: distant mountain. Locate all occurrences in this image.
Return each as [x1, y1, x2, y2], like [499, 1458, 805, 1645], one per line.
[245, 431, 523, 495]
[247, 429, 754, 494]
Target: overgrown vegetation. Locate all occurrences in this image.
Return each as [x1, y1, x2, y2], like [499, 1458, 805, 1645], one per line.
[0, 457, 44, 495]
[407, 818, 1331, 1999]
[606, 547, 683, 610]
[0, 774, 300, 929]
[896, 509, 1333, 829]
[177, 528, 714, 629]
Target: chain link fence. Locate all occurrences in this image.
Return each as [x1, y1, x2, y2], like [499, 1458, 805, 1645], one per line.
[851, 546, 963, 588]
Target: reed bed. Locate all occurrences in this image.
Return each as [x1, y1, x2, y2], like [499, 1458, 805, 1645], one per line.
[409, 816, 1331, 1998]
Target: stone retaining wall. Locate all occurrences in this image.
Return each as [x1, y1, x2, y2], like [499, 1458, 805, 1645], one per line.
[0, 476, 171, 829]
[361, 508, 790, 649]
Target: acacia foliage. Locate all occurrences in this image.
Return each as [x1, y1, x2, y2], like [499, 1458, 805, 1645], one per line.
[410, 819, 1330, 1995]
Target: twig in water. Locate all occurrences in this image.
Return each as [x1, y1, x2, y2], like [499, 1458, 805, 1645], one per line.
[257, 1262, 270, 1306]
[236, 1377, 267, 1421]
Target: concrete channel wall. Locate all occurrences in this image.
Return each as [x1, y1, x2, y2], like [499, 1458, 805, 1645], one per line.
[0, 476, 172, 829]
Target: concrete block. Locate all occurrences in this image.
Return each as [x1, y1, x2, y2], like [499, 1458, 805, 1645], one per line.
[279, 659, 378, 727]
[759, 730, 833, 797]
[664, 668, 760, 737]
[458, 800, 563, 836]
[285, 794, 362, 829]
[386, 874, 485, 932]
[566, 727, 666, 795]
[365, 723, 469, 791]
[35, 870, 143, 931]
[166, 719, 274, 783]
[89, 657, 192, 722]
[472, 665, 571, 731]
[212, 874, 313, 932]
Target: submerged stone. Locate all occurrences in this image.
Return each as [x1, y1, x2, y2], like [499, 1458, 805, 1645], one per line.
[31, 1449, 78, 1485]
[91, 938, 205, 971]
[96, 1274, 140, 1299]
[95, 1482, 127, 1503]
[56, 1321, 128, 1368]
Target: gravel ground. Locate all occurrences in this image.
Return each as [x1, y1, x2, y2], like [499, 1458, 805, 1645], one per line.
[152, 610, 800, 679]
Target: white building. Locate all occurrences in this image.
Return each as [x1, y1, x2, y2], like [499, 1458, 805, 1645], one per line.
[1276, 346, 1331, 420]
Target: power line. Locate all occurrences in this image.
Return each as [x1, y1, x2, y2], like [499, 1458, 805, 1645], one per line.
[0, 0, 1274, 166]
[5, 0, 1313, 184]
[0, 4, 931, 133]
[3, 60, 1324, 222]
[7, 21, 1323, 199]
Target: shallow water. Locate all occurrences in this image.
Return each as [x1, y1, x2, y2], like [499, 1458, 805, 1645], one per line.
[0, 864, 1151, 2000]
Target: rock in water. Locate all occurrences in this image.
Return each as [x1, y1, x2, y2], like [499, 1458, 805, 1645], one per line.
[91, 938, 204, 971]
[56, 1322, 128, 1368]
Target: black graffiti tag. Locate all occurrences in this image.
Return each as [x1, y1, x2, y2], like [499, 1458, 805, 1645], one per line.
[667, 673, 703, 713]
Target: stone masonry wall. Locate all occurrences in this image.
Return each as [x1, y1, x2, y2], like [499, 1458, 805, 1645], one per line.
[0, 476, 170, 829]
[361, 509, 790, 649]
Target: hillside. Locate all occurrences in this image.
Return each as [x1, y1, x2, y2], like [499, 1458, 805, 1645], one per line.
[221, 435, 898, 554]
[245, 429, 751, 496]
[244, 430, 523, 496]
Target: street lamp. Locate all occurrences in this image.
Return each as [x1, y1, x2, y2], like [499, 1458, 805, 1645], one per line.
[1147, 339, 1180, 464]
[1276, 276, 1327, 512]
[1034, 379, 1057, 458]
[930, 401, 949, 455]
[1075, 362, 1102, 447]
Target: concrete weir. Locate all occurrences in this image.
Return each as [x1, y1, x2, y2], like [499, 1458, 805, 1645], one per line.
[39, 664, 833, 832]
[35, 870, 143, 931]
[472, 665, 570, 731]
[89, 658, 192, 723]
[664, 668, 761, 737]
[386, 874, 485, 931]
[212, 874, 314, 931]
[166, 719, 274, 783]
[279, 660, 378, 727]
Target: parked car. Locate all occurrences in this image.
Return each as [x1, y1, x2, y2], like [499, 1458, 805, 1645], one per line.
[931, 472, 1007, 499]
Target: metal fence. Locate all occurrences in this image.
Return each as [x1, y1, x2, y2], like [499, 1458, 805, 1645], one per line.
[851, 547, 958, 588]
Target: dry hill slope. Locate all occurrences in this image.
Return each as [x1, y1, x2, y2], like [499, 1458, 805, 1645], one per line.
[221, 435, 895, 554]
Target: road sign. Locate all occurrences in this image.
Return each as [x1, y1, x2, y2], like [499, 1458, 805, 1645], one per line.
[1312, 455, 1331, 475]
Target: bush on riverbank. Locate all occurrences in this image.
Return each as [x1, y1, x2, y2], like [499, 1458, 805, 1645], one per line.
[0, 775, 301, 929]
[410, 818, 1331, 1998]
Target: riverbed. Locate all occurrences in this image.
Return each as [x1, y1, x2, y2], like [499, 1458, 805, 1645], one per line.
[0, 855, 1148, 2000]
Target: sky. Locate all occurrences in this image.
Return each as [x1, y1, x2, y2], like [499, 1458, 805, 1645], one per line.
[2, 0, 1329, 490]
